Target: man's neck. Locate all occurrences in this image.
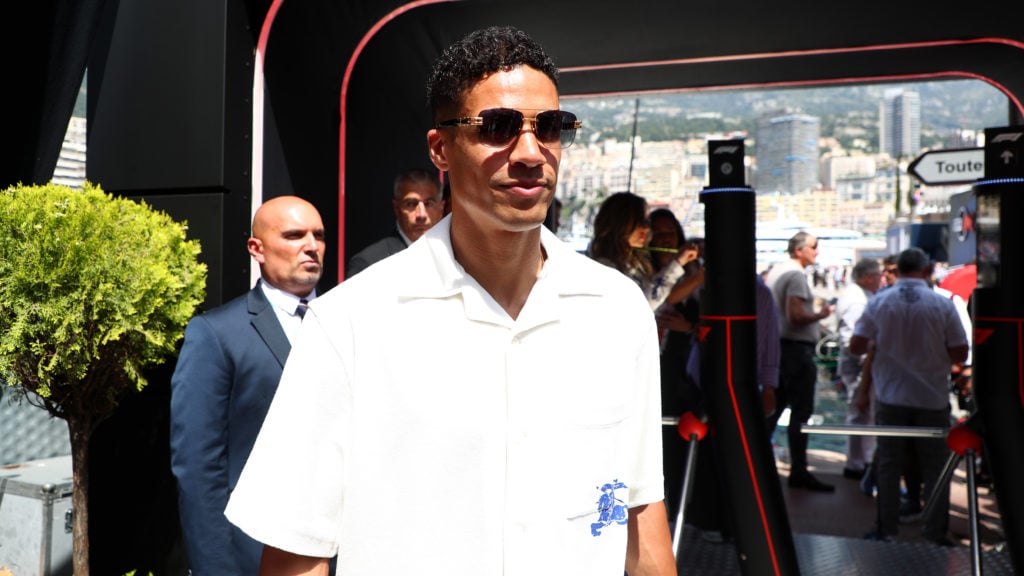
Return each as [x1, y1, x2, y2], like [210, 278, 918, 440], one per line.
[900, 271, 929, 281]
[450, 218, 545, 320]
[259, 279, 316, 311]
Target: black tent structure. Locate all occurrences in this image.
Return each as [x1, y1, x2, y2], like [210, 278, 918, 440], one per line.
[10, 0, 1024, 300]
[6, 1, 1024, 574]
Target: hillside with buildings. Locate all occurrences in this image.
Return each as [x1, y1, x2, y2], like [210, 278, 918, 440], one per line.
[58, 74, 1003, 264]
[566, 79, 1006, 151]
[557, 78, 1007, 252]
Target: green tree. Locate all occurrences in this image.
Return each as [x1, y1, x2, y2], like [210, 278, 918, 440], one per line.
[0, 183, 206, 576]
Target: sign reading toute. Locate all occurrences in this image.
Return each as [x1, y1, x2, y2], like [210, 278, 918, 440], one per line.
[908, 147, 984, 185]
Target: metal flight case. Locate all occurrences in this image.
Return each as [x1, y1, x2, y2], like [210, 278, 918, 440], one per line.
[0, 456, 73, 576]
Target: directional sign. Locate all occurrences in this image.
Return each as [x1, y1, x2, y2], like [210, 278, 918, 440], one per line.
[907, 148, 984, 185]
[985, 127, 1024, 179]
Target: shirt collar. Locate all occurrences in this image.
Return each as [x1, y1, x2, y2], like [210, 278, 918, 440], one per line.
[395, 216, 606, 301]
[894, 277, 927, 287]
[259, 280, 316, 316]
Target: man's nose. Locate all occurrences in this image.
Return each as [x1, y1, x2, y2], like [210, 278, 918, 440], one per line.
[414, 202, 428, 219]
[508, 129, 545, 167]
[302, 233, 320, 251]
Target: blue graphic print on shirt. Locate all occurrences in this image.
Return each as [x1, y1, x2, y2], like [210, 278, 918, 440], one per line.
[899, 283, 921, 303]
[590, 479, 629, 536]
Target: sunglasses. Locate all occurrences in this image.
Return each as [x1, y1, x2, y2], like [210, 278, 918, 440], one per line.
[436, 108, 582, 149]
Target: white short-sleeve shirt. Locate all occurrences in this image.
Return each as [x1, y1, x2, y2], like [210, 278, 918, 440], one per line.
[852, 277, 968, 410]
[226, 218, 665, 575]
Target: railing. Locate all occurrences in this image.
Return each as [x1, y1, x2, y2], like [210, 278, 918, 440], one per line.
[663, 416, 986, 576]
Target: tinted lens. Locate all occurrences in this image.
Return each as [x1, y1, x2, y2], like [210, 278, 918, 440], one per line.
[473, 108, 578, 148]
[478, 108, 523, 147]
[534, 110, 564, 143]
[536, 110, 579, 148]
[559, 111, 579, 148]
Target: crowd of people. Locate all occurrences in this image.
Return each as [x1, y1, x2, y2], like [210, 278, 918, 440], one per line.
[164, 25, 978, 576]
[582, 192, 975, 548]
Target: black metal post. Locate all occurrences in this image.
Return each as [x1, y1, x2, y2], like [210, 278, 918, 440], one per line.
[971, 126, 1024, 575]
[699, 140, 800, 576]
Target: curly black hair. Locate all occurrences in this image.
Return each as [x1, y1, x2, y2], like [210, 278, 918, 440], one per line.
[426, 26, 559, 119]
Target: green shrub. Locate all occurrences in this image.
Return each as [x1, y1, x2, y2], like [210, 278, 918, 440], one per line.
[0, 182, 206, 576]
[0, 183, 205, 414]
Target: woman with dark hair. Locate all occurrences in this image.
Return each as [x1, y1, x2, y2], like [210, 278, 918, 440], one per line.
[646, 208, 704, 524]
[648, 207, 702, 329]
[589, 192, 701, 310]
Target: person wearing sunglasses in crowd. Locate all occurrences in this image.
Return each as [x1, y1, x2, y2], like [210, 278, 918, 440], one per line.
[589, 192, 701, 311]
[880, 253, 899, 289]
[345, 167, 445, 278]
[225, 26, 676, 576]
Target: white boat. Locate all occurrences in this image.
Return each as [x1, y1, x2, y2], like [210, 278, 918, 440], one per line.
[756, 221, 887, 269]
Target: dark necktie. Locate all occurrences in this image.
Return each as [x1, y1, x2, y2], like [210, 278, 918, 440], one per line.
[296, 299, 309, 319]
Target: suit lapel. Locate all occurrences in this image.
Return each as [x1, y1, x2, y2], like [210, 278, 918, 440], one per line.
[248, 283, 291, 367]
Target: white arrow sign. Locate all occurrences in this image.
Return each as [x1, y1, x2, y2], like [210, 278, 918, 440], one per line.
[908, 148, 984, 185]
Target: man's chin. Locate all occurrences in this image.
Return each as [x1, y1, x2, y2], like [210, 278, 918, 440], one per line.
[295, 271, 322, 285]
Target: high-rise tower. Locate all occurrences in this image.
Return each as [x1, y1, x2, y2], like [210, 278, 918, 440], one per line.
[754, 110, 821, 195]
[879, 89, 921, 159]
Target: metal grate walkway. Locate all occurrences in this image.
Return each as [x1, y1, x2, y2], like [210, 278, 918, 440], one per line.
[676, 527, 1015, 575]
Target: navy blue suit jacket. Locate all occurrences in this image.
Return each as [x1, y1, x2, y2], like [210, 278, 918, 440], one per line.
[170, 282, 291, 576]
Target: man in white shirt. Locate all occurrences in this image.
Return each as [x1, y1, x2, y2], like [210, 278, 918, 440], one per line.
[834, 258, 882, 479]
[851, 248, 968, 545]
[226, 26, 675, 576]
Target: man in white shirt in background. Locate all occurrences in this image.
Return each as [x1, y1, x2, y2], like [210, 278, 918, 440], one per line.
[834, 258, 882, 480]
[851, 247, 968, 546]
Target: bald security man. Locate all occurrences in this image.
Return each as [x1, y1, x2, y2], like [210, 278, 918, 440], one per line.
[170, 196, 326, 575]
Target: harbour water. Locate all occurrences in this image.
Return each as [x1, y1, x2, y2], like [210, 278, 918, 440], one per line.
[773, 362, 849, 459]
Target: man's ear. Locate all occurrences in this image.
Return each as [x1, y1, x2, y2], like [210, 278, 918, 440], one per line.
[427, 129, 449, 171]
[247, 238, 265, 263]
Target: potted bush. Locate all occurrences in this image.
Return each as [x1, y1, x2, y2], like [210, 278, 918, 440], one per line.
[0, 183, 206, 576]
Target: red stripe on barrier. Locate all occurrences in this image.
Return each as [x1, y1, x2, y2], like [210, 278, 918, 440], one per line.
[717, 316, 782, 575]
[974, 316, 1024, 412]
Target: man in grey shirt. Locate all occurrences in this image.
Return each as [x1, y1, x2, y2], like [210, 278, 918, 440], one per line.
[765, 231, 835, 492]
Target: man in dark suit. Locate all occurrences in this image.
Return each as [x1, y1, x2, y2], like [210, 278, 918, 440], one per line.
[170, 195, 325, 576]
[345, 167, 444, 278]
